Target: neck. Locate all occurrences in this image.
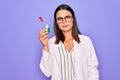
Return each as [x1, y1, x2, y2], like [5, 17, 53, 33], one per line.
[63, 30, 73, 41]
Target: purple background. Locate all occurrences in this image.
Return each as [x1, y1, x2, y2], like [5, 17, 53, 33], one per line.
[0, 0, 120, 80]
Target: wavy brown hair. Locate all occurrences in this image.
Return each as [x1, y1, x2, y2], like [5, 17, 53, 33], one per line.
[54, 4, 81, 44]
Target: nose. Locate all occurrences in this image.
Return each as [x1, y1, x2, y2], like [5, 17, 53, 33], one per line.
[62, 18, 66, 23]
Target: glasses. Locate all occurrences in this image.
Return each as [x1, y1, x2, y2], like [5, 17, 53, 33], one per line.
[56, 15, 72, 24]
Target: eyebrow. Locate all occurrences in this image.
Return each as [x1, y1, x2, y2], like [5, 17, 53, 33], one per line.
[56, 15, 72, 18]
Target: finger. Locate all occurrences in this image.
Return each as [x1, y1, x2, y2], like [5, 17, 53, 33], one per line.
[40, 35, 48, 45]
[38, 29, 47, 39]
[39, 29, 49, 38]
[42, 34, 48, 40]
[38, 32, 48, 41]
[40, 28, 46, 34]
[39, 32, 48, 41]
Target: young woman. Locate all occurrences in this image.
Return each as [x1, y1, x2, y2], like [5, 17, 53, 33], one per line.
[38, 4, 99, 80]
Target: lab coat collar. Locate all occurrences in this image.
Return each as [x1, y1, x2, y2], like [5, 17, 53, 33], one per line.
[58, 39, 79, 47]
[58, 39, 80, 53]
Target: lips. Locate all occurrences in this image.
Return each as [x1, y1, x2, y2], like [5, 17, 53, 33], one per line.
[62, 25, 68, 28]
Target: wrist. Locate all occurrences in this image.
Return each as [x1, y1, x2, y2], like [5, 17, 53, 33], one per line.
[43, 45, 49, 52]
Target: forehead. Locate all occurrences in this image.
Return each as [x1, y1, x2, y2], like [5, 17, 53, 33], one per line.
[56, 9, 72, 17]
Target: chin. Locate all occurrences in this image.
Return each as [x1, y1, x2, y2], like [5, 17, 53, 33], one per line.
[62, 28, 72, 32]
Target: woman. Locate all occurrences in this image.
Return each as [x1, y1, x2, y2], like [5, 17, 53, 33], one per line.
[38, 4, 99, 80]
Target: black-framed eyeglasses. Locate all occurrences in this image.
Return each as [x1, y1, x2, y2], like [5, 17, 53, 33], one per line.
[56, 15, 73, 24]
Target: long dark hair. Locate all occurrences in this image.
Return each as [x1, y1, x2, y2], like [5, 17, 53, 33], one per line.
[54, 4, 81, 44]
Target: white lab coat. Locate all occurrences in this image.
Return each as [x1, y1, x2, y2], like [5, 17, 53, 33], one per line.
[40, 35, 99, 80]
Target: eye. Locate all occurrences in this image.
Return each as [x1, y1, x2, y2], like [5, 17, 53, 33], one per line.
[65, 15, 72, 21]
[57, 17, 63, 21]
[65, 16, 71, 19]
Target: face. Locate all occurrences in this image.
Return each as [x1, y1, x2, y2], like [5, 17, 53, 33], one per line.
[56, 10, 73, 32]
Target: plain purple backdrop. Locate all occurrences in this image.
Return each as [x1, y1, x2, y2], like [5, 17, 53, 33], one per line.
[0, 0, 120, 80]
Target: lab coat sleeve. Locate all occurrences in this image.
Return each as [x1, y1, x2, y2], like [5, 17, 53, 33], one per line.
[40, 49, 52, 77]
[87, 38, 99, 80]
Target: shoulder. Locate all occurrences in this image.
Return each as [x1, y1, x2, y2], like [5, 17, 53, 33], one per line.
[78, 34, 94, 46]
[78, 34, 96, 49]
[79, 34, 91, 42]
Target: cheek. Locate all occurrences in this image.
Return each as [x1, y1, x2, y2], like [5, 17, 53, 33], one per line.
[57, 25, 62, 30]
[69, 18, 73, 26]
[68, 20, 74, 29]
[70, 21, 73, 27]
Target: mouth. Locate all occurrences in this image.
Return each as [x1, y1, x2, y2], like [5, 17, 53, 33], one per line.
[62, 25, 68, 28]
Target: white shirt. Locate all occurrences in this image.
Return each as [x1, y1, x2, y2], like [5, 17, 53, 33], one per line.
[40, 35, 99, 80]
